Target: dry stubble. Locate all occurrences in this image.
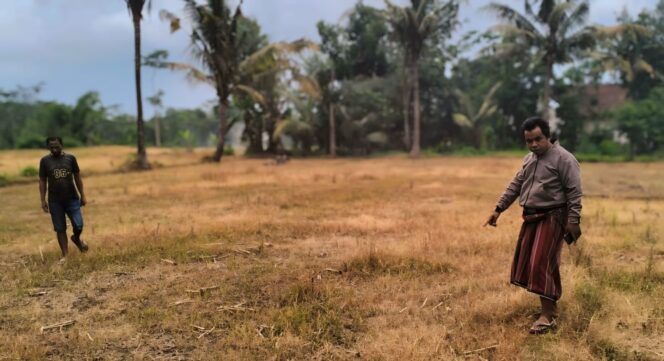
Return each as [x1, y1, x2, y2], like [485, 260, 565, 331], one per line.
[0, 153, 662, 360]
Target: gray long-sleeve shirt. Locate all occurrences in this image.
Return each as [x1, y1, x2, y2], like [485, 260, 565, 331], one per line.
[496, 141, 583, 224]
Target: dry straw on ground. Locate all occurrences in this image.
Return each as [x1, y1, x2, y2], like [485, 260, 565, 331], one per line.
[0, 147, 662, 360]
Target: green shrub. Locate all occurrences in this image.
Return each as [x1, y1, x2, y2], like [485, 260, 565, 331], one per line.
[16, 135, 45, 149]
[223, 145, 234, 156]
[598, 140, 625, 156]
[0, 174, 9, 186]
[20, 166, 39, 177]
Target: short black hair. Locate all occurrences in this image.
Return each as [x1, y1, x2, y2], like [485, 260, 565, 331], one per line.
[45, 136, 63, 146]
[521, 117, 550, 138]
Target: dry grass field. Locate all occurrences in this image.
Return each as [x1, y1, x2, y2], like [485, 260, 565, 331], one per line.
[0, 147, 662, 360]
[0, 146, 209, 180]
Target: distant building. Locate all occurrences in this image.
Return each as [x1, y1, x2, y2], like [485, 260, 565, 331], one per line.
[580, 84, 628, 143]
[579, 84, 627, 116]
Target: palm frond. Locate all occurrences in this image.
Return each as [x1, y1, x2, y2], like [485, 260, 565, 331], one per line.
[633, 58, 655, 79]
[452, 113, 473, 128]
[547, 1, 577, 34]
[477, 82, 501, 119]
[293, 75, 321, 100]
[453, 88, 475, 117]
[272, 119, 290, 140]
[560, 30, 596, 55]
[272, 118, 313, 141]
[482, 41, 528, 59]
[159, 9, 181, 33]
[594, 24, 650, 40]
[125, 0, 150, 20]
[491, 24, 539, 42]
[161, 61, 214, 86]
[556, 1, 589, 38]
[232, 84, 265, 105]
[483, 3, 540, 36]
[537, 0, 556, 23]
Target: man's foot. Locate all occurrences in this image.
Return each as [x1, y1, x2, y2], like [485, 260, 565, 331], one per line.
[531, 311, 559, 320]
[71, 235, 89, 253]
[529, 318, 557, 335]
[58, 257, 67, 264]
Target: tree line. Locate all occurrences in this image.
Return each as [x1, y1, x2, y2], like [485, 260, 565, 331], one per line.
[2, 0, 664, 163]
[0, 87, 218, 151]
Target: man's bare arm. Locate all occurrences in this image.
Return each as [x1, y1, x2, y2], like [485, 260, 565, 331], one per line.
[74, 173, 86, 206]
[39, 178, 48, 212]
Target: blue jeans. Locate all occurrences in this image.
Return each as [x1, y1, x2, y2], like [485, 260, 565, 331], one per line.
[49, 199, 84, 233]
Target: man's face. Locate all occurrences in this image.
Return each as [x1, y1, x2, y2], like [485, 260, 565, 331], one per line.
[524, 127, 550, 155]
[47, 140, 63, 156]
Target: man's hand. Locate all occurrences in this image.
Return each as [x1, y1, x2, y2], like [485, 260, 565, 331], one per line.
[41, 200, 49, 213]
[484, 211, 501, 227]
[80, 195, 87, 207]
[565, 223, 582, 242]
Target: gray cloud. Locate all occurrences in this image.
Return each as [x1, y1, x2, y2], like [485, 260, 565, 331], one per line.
[0, 0, 658, 116]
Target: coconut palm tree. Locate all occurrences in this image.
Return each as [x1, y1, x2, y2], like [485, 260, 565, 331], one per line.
[384, 0, 459, 157]
[160, 0, 316, 161]
[125, 0, 151, 169]
[590, 23, 655, 85]
[485, 0, 596, 120]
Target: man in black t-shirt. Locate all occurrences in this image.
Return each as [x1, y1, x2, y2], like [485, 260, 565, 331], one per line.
[39, 136, 89, 261]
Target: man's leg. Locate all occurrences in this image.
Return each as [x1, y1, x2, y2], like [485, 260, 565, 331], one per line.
[539, 297, 556, 322]
[529, 297, 557, 334]
[56, 232, 68, 257]
[49, 201, 68, 258]
[66, 200, 88, 252]
[71, 230, 88, 252]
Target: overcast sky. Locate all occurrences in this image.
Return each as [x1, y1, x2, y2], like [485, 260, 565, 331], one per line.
[0, 0, 658, 116]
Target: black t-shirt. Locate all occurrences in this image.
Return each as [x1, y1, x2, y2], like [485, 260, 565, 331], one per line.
[39, 153, 80, 202]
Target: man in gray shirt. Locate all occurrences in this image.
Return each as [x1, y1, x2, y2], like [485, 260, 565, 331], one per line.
[485, 117, 582, 334]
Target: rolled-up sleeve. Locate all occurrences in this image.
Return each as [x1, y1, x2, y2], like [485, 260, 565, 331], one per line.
[559, 155, 582, 224]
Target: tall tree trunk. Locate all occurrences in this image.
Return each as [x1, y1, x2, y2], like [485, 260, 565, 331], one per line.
[329, 102, 336, 157]
[263, 97, 279, 154]
[212, 98, 227, 162]
[133, 17, 149, 169]
[246, 113, 263, 155]
[476, 124, 485, 150]
[628, 142, 635, 161]
[542, 55, 553, 121]
[329, 68, 337, 157]
[402, 65, 412, 150]
[409, 62, 421, 157]
[154, 114, 161, 147]
[266, 113, 278, 154]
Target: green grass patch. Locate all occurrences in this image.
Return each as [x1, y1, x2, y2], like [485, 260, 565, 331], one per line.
[597, 267, 663, 294]
[570, 280, 605, 332]
[272, 282, 365, 347]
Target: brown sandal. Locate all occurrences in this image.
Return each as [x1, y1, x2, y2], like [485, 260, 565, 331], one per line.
[529, 319, 557, 335]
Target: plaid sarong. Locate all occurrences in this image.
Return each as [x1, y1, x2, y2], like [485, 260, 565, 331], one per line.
[510, 207, 567, 301]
